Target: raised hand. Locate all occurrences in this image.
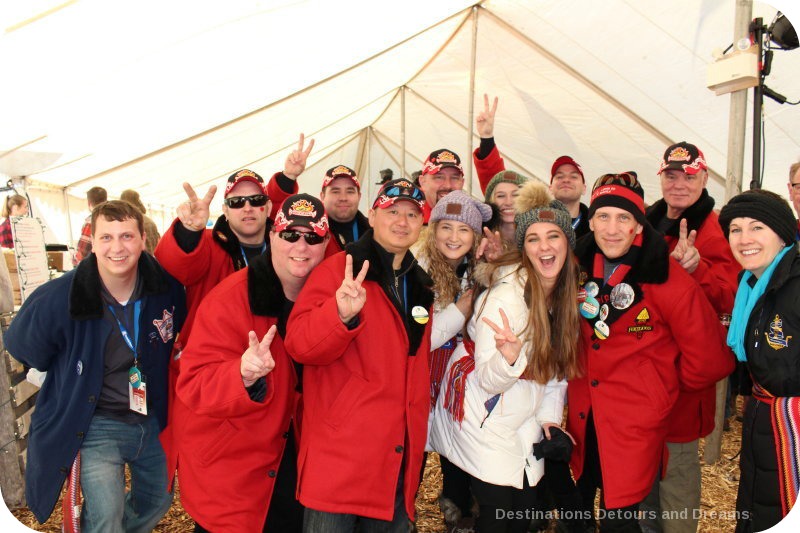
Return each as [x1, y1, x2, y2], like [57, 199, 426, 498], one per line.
[336, 255, 369, 323]
[283, 133, 315, 180]
[240, 325, 278, 387]
[476, 227, 504, 262]
[669, 218, 700, 274]
[177, 182, 216, 232]
[475, 93, 499, 139]
[482, 308, 522, 365]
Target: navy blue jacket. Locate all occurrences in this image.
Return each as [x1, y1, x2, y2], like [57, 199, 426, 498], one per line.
[3, 253, 186, 522]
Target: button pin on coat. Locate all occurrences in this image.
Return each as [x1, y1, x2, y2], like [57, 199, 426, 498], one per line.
[76, 361, 83, 375]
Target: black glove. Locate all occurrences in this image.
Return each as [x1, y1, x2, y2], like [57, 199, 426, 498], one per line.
[532, 426, 573, 463]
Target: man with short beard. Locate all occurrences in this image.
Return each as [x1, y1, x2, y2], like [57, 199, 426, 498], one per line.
[418, 149, 466, 223]
[319, 164, 369, 256]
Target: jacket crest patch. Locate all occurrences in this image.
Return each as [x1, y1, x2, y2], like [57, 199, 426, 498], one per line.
[765, 314, 792, 350]
[627, 307, 653, 339]
[153, 307, 175, 343]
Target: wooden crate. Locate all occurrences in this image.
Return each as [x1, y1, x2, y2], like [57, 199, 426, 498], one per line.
[0, 312, 36, 510]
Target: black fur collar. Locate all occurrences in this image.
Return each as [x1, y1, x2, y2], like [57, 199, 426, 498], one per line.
[646, 189, 715, 237]
[345, 229, 434, 355]
[247, 249, 286, 317]
[575, 222, 670, 285]
[212, 215, 272, 270]
[69, 253, 171, 320]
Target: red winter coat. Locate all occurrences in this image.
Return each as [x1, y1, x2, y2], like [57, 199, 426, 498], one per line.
[646, 194, 739, 442]
[473, 144, 506, 195]
[286, 232, 434, 521]
[174, 252, 299, 532]
[568, 226, 735, 510]
[155, 173, 295, 483]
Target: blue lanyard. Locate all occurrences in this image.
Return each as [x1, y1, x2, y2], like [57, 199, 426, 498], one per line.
[240, 242, 267, 266]
[352, 221, 359, 241]
[108, 300, 141, 363]
[571, 214, 582, 230]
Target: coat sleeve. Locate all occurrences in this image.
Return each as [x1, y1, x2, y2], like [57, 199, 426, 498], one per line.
[471, 282, 528, 394]
[430, 302, 466, 350]
[3, 282, 64, 371]
[662, 261, 735, 392]
[535, 378, 567, 426]
[154, 219, 215, 287]
[473, 145, 507, 195]
[176, 276, 276, 418]
[285, 256, 365, 365]
[266, 172, 299, 221]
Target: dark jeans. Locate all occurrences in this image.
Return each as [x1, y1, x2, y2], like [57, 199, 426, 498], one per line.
[469, 474, 538, 533]
[303, 468, 408, 533]
[440, 455, 474, 517]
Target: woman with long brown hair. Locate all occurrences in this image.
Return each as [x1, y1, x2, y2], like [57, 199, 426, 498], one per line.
[429, 180, 582, 532]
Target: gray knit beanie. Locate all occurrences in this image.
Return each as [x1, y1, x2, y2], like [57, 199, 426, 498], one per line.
[514, 181, 576, 250]
[430, 190, 493, 233]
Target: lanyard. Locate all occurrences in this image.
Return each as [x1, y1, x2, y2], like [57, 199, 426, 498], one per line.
[392, 274, 408, 315]
[240, 242, 267, 266]
[571, 213, 582, 230]
[108, 300, 141, 364]
[352, 220, 359, 241]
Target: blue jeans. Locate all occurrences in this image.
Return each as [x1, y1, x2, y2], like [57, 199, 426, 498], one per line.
[303, 469, 409, 533]
[79, 415, 172, 533]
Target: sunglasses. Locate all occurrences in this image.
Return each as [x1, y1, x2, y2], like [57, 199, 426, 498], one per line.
[382, 185, 425, 202]
[592, 172, 640, 191]
[278, 230, 325, 245]
[224, 194, 269, 209]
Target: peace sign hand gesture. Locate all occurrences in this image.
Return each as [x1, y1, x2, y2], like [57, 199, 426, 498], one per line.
[669, 218, 700, 274]
[336, 255, 369, 324]
[476, 93, 499, 139]
[240, 325, 278, 388]
[283, 133, 315, 180]
[177, 182, 217, 232]
[476, 227, 504, 262]
[482, 308, 522, 366]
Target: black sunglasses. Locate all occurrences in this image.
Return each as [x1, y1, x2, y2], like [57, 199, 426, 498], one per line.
[278, 230, 325, 245]
[224, 194, 269, 209]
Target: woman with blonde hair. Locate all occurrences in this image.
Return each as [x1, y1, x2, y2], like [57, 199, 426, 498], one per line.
[0, 194, 29, 248]
[429, 180, 583, 532]
[416, 189, 492, 528]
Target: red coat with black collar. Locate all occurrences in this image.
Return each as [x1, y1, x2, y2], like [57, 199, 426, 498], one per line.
[646, 192, 739, 442]
[286, 230, 434, 521]
[567, 225, 735, 510]
[174, 250, 300, 532]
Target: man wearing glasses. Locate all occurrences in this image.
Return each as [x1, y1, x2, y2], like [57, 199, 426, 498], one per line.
[640, 142, 740, 533]
[787, 161, 800, 240]
[172, 194, 330, 532]
[287, 179, 434, 532]
[418, 149, 466, 223]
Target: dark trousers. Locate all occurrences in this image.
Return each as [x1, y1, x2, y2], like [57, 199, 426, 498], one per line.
[440, 455, 474, 517]
[194, 428, 303, 532]
[469, 474, 538, 533]
[576, 413, 643, 533]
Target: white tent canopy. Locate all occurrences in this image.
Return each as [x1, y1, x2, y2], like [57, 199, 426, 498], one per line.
[1, 0, 799, 247]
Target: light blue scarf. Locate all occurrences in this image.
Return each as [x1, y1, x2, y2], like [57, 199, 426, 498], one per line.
[727, 245, 795, 361]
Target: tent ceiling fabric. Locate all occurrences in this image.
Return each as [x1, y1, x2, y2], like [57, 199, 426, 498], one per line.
[1, 0, 799, 222]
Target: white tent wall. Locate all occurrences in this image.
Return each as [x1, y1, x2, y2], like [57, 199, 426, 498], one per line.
[1, 0, 799, 233]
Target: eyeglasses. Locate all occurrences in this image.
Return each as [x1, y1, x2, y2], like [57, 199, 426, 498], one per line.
[382, 185, 425, 202]
[224, 194, 269, 209]
[278, 230, 325, 245]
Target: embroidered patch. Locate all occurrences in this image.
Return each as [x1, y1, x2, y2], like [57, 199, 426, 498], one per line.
[765, 314, 792, 350]
[627, 307, 653, 339]
[153, 307, 175, 343]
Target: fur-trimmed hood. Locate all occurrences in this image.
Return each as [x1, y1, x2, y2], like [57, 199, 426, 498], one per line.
[246, 248, 287, 317]
[646, 189, 714, 237]
[575, 222, 670, 285]
[69, 252, 172, 320]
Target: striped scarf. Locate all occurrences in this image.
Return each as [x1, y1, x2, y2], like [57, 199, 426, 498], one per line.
[62, 452, 81, 533]
[430, 338, 457, 409]
[751, 382, 800, 517]
[442, 339, 476, 426]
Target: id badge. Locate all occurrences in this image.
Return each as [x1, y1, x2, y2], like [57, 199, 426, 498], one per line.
[128, 367, 148, 415]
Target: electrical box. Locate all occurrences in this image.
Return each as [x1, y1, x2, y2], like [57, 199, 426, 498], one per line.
[707, 47, 759, 96]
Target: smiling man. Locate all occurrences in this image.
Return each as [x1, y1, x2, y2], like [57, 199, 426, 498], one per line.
[4, 200, 186, 531]
[567, 173, 733, 532]
[287, 178, 434, 531]
[418, 149, 466, 223]
[319, 164, 369, 256]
